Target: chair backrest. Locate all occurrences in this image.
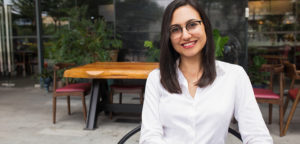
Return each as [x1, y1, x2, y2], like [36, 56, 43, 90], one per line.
[283, 61, 297, 80]
[260, 64, 284, 94]
[259, 64, 285, 103]
[262, 55, 287, 65]
[53, 63, 76, 92]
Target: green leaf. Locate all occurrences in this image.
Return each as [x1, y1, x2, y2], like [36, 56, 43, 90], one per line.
[213, 29, 229, 58]
[144, 41, 153, 48]
[144, 40, 159, 62]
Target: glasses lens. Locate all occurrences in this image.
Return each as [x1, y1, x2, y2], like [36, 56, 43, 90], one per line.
[170, 25, 182, 37]
[186, 21, 201, 32]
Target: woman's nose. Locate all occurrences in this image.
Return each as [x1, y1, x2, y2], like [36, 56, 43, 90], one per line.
[181, 28, 192, 40]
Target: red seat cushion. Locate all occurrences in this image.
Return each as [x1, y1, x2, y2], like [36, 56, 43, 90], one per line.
[56, 83, 91, 93]
[288, 88, 299, 100]
[110, 84, 144, 90]
[253, 88, 280, 99]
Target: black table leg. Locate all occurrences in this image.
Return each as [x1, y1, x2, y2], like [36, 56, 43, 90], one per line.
[85, 79, 142, 130]
[85, 79, 101, 130]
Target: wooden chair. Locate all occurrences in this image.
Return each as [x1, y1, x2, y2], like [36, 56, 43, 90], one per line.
[283, 61, 300, 90]
[262, 55, 287, 65]
[14, 51, 26, 76]
[253, 64, 284, 136]
[109, 83, 144, 119]
[117, 124, 242, 144]
[52, 63, 91, 124]
[281, 62, 300, 136]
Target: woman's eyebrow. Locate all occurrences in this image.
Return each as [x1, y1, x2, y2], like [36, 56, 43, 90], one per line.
[169, 23, 180, 28]
[170, 19, 202, 27]
[186, 19, 201, 23]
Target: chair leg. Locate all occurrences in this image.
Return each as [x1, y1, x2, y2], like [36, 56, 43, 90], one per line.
[269, 104, 273, 124]
[67, 96, 71, 115]
[282, 96, 300, 136]
[139, 92, 143, 104]
[53, 97, 57, 124]
[119, 93, 123, 104]
[279, 104, 284, 136]
[283, 96, 290, 116]
[82, 96, 87, 121]
[290, 78, 295, 89]
[110, 89, 114, 120]
[110, 112, 113, 120]
[22, 64, 26, 77]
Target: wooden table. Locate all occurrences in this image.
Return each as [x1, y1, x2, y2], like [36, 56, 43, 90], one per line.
[14, 50, 36, 76]
[64, 62, 159, 130]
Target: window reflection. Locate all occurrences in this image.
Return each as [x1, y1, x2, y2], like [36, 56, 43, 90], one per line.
[248, 0, 299, 67]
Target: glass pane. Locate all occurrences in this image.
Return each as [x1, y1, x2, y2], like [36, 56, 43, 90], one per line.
[248, 0, 298, 86]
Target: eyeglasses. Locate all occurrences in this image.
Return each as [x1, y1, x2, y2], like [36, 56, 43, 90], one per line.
[169, 20, 202, 39]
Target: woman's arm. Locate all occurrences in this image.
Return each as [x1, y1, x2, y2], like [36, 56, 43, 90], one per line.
[140, 70, 167, 144]
[234, 66, 273, 144]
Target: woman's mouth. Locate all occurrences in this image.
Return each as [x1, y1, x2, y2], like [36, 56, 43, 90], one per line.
[181, 40, 197, 49]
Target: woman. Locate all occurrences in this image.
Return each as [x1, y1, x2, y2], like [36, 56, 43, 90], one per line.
[140, 0, 273, 144]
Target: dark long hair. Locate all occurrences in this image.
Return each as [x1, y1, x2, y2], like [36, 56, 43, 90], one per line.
[159, 0, 216, 94]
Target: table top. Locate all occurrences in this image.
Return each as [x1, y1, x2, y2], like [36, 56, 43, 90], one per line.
[262, 55, 287, 59]
[64, 62, 159, 79]
[15, 50, 36, 54]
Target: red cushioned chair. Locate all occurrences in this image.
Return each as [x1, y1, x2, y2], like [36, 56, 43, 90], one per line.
[109, 83, 144, 119]
[281, 62, 300, 136]
[253, 64, 284, 136]
[52, 63, 91, 124]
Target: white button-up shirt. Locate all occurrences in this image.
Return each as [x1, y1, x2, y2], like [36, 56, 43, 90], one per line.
[140, 61, 273, 144]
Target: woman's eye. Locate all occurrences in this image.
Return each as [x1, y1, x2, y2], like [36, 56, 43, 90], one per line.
[170, 27, 181, 33]
[187, 22, 198, 29]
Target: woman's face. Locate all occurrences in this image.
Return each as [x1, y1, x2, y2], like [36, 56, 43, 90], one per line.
[170, 4, 207, 60]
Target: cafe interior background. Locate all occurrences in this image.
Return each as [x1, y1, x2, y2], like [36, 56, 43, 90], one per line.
[0, 0, 299, 142]
[0, 0, 298, 79]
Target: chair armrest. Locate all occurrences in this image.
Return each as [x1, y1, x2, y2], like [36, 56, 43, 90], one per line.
[54, 63, 76, 70]
[295, 71, 300, 78]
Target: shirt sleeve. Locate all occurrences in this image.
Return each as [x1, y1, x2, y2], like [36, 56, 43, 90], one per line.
[139, 70, 167, 144]
[234, 66, 273, 144]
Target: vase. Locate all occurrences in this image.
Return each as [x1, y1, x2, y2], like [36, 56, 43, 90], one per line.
[109, 50, 119, 62]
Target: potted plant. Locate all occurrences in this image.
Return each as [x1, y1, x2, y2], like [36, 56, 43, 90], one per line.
[49, 6, 111, 65]
[38, 63, 53, 92]
[99, 21, 122, 61]
[248, 55, 270, 88]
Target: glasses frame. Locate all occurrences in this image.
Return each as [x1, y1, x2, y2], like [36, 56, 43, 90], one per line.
[169, 20, 202, 38]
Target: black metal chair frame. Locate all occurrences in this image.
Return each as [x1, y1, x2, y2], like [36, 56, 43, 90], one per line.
[118, 124, 242, 144]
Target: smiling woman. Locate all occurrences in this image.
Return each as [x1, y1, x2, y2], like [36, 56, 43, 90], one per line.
[140, 0, 273, 144]
[169, 5, 207, 61]
[160, 0, 215, 94]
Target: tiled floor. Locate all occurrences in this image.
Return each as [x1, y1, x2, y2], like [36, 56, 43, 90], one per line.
[0, 77, 300, 144]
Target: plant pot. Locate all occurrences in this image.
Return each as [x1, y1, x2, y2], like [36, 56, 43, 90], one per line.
[40, 77, 52, 92]
[109, 50, 119, 62]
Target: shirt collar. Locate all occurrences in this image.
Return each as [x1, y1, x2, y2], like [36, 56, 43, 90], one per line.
[175, 59, 226, 85]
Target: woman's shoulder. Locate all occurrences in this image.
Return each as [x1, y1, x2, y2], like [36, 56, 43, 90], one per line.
[216, 60, 246, 75]
[147, 68, 161, 80]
